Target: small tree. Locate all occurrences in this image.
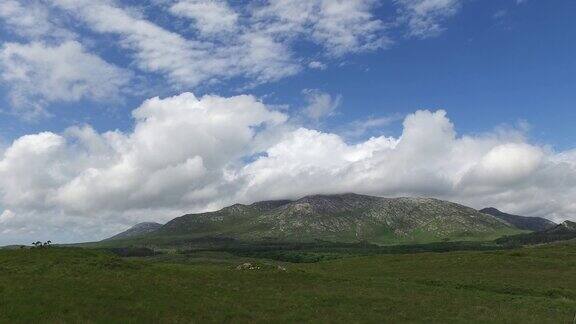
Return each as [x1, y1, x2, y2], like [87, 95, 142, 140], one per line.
[31, 241, 51, 248]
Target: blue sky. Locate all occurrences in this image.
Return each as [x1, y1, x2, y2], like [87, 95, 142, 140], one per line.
[0, 0, 575, 244]
[1, 0, 574, 148]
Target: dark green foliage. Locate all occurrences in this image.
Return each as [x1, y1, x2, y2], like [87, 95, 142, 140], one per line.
[106, 247, 158, 257]
[496, 232, 576, 246]
[30, 240, 52, 248]
[496, 221, 576, 246]
[220, 240, 511, 263]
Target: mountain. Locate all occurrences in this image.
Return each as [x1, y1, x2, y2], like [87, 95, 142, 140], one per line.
[141, 193, 519, 244]
[105, 222, 163, 241]
[496, 220, 576, 246]
[479, 208, 556, 232]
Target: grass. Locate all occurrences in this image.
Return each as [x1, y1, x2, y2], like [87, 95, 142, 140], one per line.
[0, 242, 575, 323]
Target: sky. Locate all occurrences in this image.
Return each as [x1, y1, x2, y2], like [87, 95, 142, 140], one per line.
[0, 0, 575, 245]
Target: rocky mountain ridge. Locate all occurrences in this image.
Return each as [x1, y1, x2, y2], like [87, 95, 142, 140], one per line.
[107, 194, 522, 244]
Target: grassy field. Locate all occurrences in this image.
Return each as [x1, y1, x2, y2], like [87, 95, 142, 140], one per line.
[0, 242, 575, 323]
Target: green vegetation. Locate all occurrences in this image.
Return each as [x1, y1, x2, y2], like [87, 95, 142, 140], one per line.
[497, 231, 576, 246]
[1, 242, 575, 323]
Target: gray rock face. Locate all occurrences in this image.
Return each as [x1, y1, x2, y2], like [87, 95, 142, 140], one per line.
[105, 222, 163, 241]
[156, 193, 517, 243]
[480, 208, 556, 232]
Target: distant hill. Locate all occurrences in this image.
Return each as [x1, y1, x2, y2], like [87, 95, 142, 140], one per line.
[480, 208, 556, 232]
[106, 193, 521, 245]
[543, 220, 576, 234]
[105, 222, 163, 241]
[496, 220, 576, 246]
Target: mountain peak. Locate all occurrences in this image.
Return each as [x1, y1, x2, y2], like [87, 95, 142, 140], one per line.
[151, 194, 520, 244]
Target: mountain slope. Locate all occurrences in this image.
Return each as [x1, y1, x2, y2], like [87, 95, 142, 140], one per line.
[480, 208, 556, 232]
[543, 220, 576, 234]
[106, 222, 163, 241]
[496, 221, 576, 246]
[150, 194, 519, 244]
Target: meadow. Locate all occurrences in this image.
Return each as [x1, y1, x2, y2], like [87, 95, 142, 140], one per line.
[0, 241, 575, 323]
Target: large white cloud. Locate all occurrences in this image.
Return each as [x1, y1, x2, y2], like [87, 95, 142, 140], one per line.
[0, 93, 574, 245]
[0, 92, 288, 244]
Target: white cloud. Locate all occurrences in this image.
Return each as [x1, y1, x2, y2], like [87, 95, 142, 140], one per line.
[0, 92, 287, 243]
[239, 110, 576, 225]
[39, 0, 389, 89]
[0, 132, 67, 209]
[302, 89, 341, 120]
[395, 0, 462, 38]
[0, 94, 575, 245]
[0, 2, 570, 244]
[308, 61, 327, 70]
[459, 143, 544, 188]
[0, 0, 466, 114]
[169, 0, 239, 35]
[0, 41, 131, 119]
[341, 115, 401, 139]
[49, 0, 300, 88]
[253, 0, 389, 56]
[0, 0, 73, 40]
[0, 209, 15, 225]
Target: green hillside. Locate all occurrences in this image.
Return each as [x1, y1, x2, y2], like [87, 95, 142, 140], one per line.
[0, 244, 575, 323]
[118, 194, 523, 247]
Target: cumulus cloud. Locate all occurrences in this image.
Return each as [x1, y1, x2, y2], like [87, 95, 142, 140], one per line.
[239, 110, 576, 225]
[0, 93, 574, 245]
[0, 92, 287, 243]
[0, 41, 131, 119]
